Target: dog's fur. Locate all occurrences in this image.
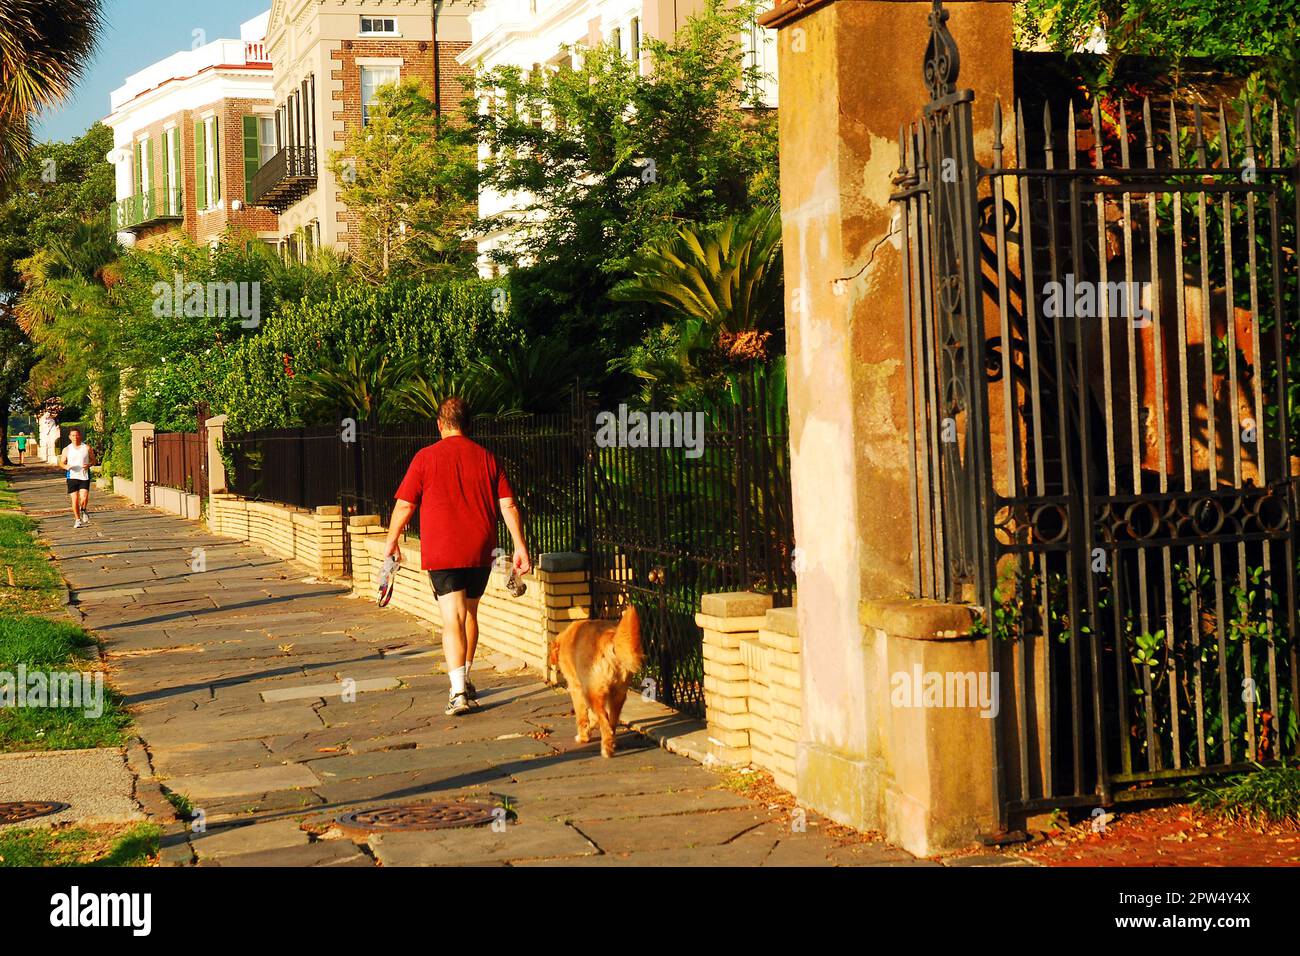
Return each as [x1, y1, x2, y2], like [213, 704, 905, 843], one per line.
[548, 606, 644, 757]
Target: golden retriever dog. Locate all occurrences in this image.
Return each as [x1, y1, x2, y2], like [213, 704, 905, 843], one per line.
[548, 606, 644, 757]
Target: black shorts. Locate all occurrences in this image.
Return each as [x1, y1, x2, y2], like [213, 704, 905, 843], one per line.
[66, 478, 91, 493]
[428, 566, 491, 599]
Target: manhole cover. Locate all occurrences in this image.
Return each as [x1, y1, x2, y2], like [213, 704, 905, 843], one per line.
[336, 801, 499, 833]
[0, 801, 69, 824]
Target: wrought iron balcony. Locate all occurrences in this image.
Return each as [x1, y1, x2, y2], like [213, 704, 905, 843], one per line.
[113, 188, 184, 231]
[249, 145, 317, 213]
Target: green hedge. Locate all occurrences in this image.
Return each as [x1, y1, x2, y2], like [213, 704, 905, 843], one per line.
[215, 278, 517, 431]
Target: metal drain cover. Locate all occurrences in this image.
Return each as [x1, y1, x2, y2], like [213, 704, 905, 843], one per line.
[0, 801, 69, 824]
[336, 801, 498, 832]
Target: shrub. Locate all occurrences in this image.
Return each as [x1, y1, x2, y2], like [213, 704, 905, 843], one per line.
[216, 278, 517, 430]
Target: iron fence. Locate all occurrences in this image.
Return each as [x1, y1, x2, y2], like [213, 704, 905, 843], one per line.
[221, 377, 795, 718]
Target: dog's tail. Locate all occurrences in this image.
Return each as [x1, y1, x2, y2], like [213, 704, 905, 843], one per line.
[613, 604, 644, 673]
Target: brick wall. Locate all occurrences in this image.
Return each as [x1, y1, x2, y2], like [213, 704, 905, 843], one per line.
[128, 93, 279, 249]
[194, 97, 281, 242]
[209, 494, 345, 577]
[698, 593, 803, 794]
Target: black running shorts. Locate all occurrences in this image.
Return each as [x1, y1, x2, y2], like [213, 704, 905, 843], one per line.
[428, 566, 491, 599]
[66, 478, 91, 493]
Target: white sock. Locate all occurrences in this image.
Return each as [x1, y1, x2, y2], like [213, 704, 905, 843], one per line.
[449, 665, 466, 696]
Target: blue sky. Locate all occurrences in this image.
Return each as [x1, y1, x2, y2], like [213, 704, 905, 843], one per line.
[34, 0, 272, 144]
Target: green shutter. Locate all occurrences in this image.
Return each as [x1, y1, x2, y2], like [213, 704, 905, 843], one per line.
[133, 142, 142, 195]
[160, 134, 169, 209]
[172, 130, 182, 214]
[242, 116, 259, 202]
[212, 117, 221, 197]
[195, 120, 207, 210]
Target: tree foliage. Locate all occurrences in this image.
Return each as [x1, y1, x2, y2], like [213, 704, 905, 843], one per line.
[328, 79, 478, 282]
[467, 0, 778, 362]
[0, 0, 104, 187]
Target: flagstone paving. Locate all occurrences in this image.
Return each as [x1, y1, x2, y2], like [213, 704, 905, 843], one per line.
[8, 467, 1025, 867]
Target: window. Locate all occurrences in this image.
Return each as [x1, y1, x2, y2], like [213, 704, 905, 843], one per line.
[610, 27, 621, 55]
[136, 136, 150, 193]
[361, 65, 400, 125]
[359, 17, 397, 35]
[163, 128, 180, 213]
[258, 117, 276, 166]
[204, 116, 219, 208]
[630, 17, 640, 61]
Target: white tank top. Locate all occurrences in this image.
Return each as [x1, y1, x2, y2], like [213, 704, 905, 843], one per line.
[65, 443, 90, 480]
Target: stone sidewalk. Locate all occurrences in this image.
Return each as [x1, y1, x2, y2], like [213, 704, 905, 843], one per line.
[11, 468, 1022, 867]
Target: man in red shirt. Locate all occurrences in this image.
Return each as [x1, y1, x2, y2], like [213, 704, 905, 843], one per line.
[383, 397, 531, 715]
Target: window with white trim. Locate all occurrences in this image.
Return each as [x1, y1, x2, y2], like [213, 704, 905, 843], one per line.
[258, 116, 276, 166]
[164, 128, 179, 213]
[204, 115, 219, 209]
[361, 65, 401, 125]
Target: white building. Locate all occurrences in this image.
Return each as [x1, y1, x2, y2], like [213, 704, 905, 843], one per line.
[104, 12, 280, 250]
[458, 0, 778, 275]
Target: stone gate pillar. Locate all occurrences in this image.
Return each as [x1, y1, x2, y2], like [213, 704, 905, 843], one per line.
[759, 0, 1016, 839]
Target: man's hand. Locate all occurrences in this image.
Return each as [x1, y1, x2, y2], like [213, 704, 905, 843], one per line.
[383, 499, 414, 566]
[512, 546, 531, 576]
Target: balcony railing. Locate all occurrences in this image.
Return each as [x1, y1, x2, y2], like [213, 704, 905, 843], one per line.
[248, 145, 317, 213]
[113, 188, 184, 230]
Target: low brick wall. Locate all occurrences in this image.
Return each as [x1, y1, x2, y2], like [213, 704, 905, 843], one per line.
[208, 493, 345, 578]
[698, 593, 802, 793]
[348, 516, 590, 675]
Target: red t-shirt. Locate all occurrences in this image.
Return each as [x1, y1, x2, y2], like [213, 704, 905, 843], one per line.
[394, 436, 514, 570]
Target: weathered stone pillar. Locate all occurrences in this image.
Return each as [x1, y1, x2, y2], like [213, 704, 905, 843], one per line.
[129, 422, 155, 507]
[759, 0, 1016, 834]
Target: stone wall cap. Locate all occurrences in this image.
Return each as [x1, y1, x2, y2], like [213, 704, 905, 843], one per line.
[129, 421, 156, 431]
[860, 598, 979, 642]
[694, 612, 769, 634]
[315, 505, 342, 516]
[700, 591, 774, 618]
[539, 552, 587, 573]
[762, 605, 799, 637]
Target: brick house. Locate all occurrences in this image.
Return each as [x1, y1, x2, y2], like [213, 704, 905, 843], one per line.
[104, 13, 280, 250]
[250, 0, 477, 257]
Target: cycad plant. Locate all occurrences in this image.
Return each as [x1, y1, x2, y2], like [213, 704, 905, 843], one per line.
[291, 348, 424, 425]
[611, 207, 783, 404]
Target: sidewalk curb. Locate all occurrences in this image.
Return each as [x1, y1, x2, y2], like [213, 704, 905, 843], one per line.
[124, 736, 195, 865]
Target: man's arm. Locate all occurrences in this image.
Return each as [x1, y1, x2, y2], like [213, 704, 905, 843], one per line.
[382, 500, 415, 563]
[500, 497, 530, 575]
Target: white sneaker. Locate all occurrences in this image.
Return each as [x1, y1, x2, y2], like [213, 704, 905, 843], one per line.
[81, 510, 90, 524]
[72, 518, 83, 529]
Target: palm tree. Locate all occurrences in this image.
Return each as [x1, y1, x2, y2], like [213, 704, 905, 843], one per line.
[0, 0, 105, 188]
[16, 216, 120, 428]
[611, 206, 784, 402]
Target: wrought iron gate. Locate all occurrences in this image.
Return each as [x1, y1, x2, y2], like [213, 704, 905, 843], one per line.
[893, 1, 1299, 817]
